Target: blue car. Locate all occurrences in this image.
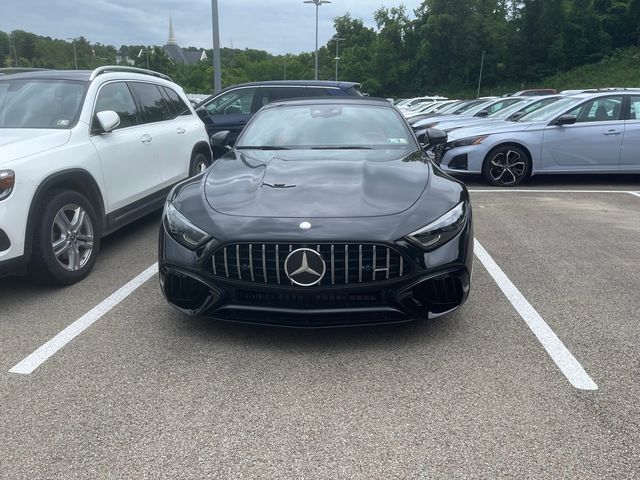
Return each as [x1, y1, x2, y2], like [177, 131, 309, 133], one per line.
[195, 80, 363, 152]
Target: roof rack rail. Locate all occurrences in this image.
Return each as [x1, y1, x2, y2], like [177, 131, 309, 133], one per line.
[0, 68, 54, 76]
[580, 87, 640, 93]
[89, 66, 173, 82]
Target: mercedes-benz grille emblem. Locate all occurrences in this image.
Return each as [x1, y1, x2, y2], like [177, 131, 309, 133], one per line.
[284, 248, 326, 287]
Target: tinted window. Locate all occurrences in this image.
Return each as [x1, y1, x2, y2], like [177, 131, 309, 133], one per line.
[260, 87, 306, 107]
[162, 86, 191, 117]
[205, 88, 256, 116]
[306, 87, 333, 97]
[568, 96, 623, 123]
[130, 82, 171, 123]
[94, 82, 138, 130]
[0, 79, 86, 129]
[238, 105, 414, 151]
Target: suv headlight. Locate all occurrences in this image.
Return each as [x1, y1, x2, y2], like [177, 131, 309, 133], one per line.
[448, 135, 488, 148]
[163, 202, 212, 250]
[0, 170, 15, 201]
[405, 201, 468, 250]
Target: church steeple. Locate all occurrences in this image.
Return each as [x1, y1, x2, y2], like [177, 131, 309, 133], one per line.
[167, 16, 177, 45]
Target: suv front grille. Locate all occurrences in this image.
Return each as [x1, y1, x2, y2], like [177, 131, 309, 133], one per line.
[209, 243, 412, 286]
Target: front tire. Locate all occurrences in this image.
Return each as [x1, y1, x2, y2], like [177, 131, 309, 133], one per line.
[29, 190, 100, 285]
[189, 152, 211, 176]
[482, 145, 531, 187]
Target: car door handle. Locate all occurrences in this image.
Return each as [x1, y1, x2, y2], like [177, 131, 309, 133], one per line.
[140, 134, 153, 144]
[604, 130, 622, 136]
[238, 120, 247, 125]
[176, 127, 186, 135]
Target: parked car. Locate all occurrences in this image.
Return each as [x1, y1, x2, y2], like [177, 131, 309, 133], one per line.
[159, 97, 472, 327]
[404, 99, 460, 118]
[406, 99, 485, 126]
[413, 97, 526, 130]
[422, 96, 563, 134]
[398, 95, 449, 111]
[509, 89, 557, 96]
[195, 80, 363, 150]
[434, 90, 640, 186]
[0, 66, 211, 284]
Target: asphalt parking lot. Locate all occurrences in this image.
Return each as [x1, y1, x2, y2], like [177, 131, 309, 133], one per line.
[1, 174, 639, 479]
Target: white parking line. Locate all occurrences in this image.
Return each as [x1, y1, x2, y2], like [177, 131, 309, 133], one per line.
[629, 192, 640, 198]
[469, 189, 635, 194]
[9, 263, 158, 375]
[474, 239, 597, 391]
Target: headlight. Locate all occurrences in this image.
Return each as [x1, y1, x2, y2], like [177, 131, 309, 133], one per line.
[163, 202, 213, 250]
[0, 170, 15, 201]
[405, 201, 468, 250]
[448, 135, 488, 148]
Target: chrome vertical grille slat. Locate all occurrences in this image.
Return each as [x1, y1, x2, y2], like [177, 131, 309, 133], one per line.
[249, 244, 255, 282]
[209, 243, 412, 285]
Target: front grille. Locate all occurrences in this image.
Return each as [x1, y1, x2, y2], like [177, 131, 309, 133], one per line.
[209, 243, 412, 286]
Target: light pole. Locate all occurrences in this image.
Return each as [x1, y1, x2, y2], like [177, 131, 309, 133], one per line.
[476, 50, 486, 99]
[67, 38, 78, 70]
[331, 37, 344, 81]
[211, 0, 222, 93]
[303, 0, 331, 80]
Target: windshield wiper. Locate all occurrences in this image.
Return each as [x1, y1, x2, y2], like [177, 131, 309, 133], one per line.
[236, 146, 291, 150]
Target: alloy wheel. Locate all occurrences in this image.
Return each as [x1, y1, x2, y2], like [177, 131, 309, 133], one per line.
[50, 204, 94, 272]
[488, 149, 527, 186]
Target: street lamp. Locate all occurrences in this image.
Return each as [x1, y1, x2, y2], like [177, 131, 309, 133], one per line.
[303, 0, 331, 80]
[476, 50, 486, 99]
[66, 38, 78, 70]
[211, 0, 222, 93]
[330, 37, 344, 81]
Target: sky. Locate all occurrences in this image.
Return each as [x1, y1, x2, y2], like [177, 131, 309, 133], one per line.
[1, 0, 423, 55]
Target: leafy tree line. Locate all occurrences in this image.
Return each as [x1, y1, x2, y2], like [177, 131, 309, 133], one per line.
[2, 0, 640, 96]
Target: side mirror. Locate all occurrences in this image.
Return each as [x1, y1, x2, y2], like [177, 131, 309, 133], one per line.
[416, 128, 447, 148]
[426, 128, 448, 146]
[475, 109, 490, 118]
[554, 114, 577, 126]
[210, 130, 231, 148]
[196, 108, 209, 120]
[96, 111, 120, 133]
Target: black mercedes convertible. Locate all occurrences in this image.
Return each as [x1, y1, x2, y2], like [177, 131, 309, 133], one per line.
[159, 97, 473, 327]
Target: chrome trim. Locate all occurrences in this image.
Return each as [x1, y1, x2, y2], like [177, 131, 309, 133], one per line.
[275, 244, 281, 285]
[249, 244, 255, 281]
[89, 65, 173, 82]
[372, 245, 377, 281]
[262, 244, 267, 283]
[236, 245, 242, 279]
[223, 247, 229, 277]
[358, 245, 363, 283]
[212, 255, 217, 275]
[399, 256, 403, 277]
[386, 248, 390, 280]
[345, 245, 349, 284]
[331, 245, 335, 285]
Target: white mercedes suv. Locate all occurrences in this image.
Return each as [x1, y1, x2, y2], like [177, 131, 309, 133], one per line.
[0, 66, 212, 285]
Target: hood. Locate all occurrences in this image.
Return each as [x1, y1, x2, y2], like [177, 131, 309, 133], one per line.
[447, 120, 536, 141]
[204, 149, 430, 218]
[0, 129, 72, 165]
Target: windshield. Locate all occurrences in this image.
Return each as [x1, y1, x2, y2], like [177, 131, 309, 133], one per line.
[237, 104, 416, 150]
[0, 79, 86, 129]
[517, 97, 579, 122]
[451, 100, 486, 114]
[467, 98, 521, 116]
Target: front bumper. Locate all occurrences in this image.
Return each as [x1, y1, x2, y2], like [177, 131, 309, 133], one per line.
[436, 144, 487, 174]
[158, 218, 473, 328]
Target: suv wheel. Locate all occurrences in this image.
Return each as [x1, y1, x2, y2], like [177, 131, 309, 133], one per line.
[190, 152, 211, 176]
[29, 190, 100, 285]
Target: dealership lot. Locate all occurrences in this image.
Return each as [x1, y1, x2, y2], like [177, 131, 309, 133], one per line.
[1, 175, 639, 478]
